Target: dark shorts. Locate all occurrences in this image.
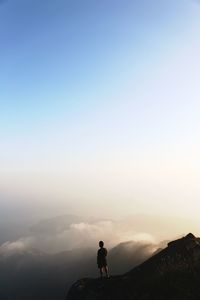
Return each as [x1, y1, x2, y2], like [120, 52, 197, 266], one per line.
[98, 259, 107, 268]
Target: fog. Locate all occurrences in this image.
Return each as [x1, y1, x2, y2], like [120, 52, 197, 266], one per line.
[0, 214, 164, 300]
[1, 213, 200, 254]
[0, 240, 156, 300]
[0, 213, 200, 299]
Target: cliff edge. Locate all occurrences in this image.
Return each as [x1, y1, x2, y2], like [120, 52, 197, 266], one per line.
[66, 233, 200, 300]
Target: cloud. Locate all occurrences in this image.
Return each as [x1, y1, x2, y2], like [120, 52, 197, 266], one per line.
[2, 213, 194, 255]
[0, 240, 26, 254]
[1, 212, 197, 257]
[0, 217, 158, 255]
[0, 220, 115, 253]
[0, 236, 35, 258]
[0, 238, 160, 300]
[0, 214, 177, 299]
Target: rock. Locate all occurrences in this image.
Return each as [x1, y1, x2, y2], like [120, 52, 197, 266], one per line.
[66, 233, 200, 300]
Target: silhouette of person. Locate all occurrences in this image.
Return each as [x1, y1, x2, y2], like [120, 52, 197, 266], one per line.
[97, 240, 109, 278]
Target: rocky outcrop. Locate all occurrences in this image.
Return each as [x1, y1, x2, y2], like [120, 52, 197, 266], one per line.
[67, 233, 200, 300]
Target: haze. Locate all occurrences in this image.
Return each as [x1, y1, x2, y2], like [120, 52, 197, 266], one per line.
[1, 0, 200, 228]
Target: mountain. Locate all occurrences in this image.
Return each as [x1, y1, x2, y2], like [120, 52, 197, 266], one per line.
[0, 247, 95, 300]
[67, 233, 200, 300]
[0, 239, 154, 300]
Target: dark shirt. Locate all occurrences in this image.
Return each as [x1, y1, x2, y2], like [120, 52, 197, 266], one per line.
[97, 247, 108, 267]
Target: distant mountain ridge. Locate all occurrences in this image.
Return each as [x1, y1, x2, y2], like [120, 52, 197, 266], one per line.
[67, 233, 200, 300]
[0, 238, 154, 300]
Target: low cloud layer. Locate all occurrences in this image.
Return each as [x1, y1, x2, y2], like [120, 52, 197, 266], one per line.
[1, 213, 199, 255]
[0, 216, 157, 254]
[0, 238, 159, 300]
[0, 213, 196, 300]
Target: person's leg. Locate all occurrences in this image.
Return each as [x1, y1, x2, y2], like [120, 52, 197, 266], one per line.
[99, 267, 103, 278]
[104, 266, 109, 278]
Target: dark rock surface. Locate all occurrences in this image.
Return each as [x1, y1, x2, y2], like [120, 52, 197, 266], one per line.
[67, 233, 200, 300]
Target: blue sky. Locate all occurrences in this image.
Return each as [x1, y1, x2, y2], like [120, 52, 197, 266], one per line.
[0, 0, 200, 220]
[0, 0, 187, 118]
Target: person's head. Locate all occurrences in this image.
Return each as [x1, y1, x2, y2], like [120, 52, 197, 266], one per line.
[99, 241, 104, 248]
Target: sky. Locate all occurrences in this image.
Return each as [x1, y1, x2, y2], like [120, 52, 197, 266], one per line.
[0, 0, 200, 222]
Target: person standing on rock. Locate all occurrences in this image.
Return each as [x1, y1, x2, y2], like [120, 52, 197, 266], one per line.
[97, 240, 109, 278]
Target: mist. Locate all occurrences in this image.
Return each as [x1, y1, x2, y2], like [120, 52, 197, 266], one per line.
[1, 213, 200, 254]
[0, 213, 200, 299]
[0, 214, 165, 300]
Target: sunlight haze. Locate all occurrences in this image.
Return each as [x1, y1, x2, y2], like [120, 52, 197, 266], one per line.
[0, 0, 200, 224]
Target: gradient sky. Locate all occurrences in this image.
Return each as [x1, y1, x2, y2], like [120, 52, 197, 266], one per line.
[0, 0, 200, 220]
